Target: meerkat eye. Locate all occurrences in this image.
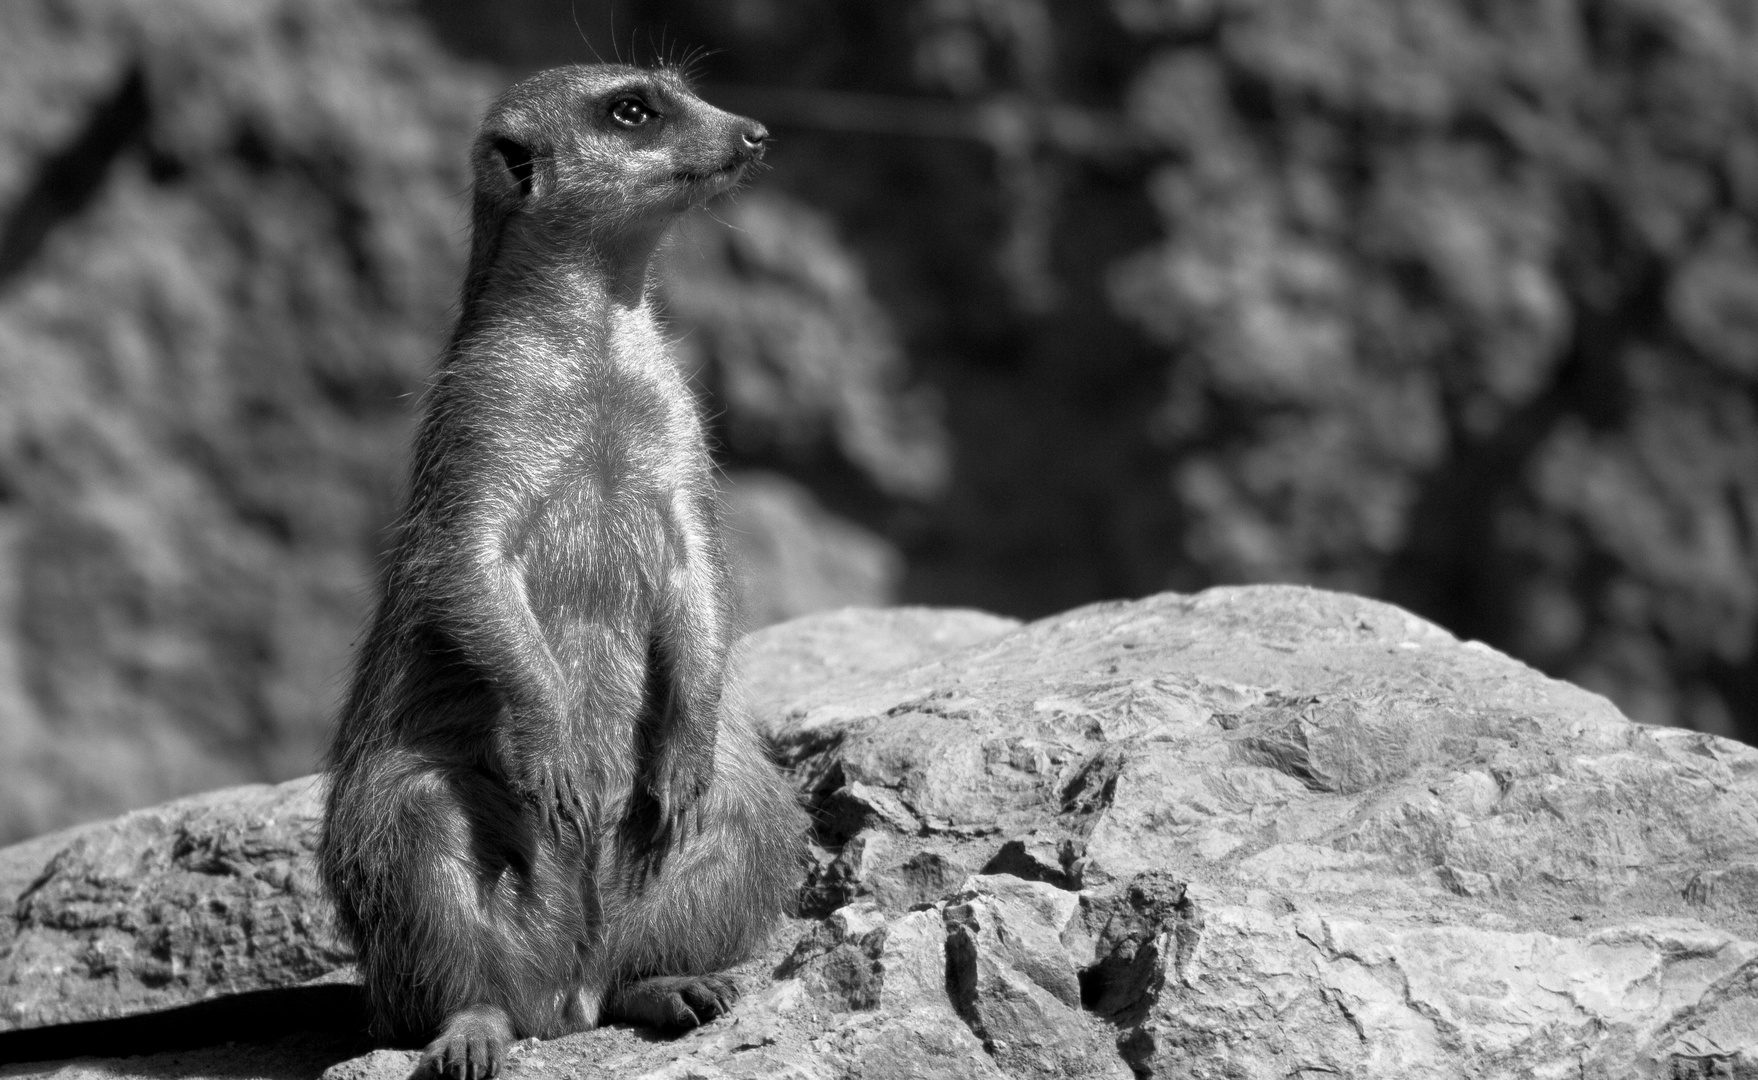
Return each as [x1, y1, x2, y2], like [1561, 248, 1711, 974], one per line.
[609, 98, 655, 128]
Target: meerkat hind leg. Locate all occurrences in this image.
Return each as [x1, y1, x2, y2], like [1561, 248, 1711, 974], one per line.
[606, 973, 739, 1030]
[345, 755, 588, 1077]
[422, 1004, 512, 1080]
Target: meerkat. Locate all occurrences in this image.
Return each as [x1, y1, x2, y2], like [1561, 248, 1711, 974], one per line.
[318, 65, 804, 1080]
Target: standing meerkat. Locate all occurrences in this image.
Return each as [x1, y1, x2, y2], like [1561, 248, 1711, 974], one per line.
[319, 65, 804, 1080]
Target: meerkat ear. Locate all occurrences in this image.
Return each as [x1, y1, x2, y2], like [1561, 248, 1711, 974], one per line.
[493, 137, 536, 198]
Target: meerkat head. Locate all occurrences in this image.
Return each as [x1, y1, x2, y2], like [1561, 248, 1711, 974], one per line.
[470, 64, 768, 238]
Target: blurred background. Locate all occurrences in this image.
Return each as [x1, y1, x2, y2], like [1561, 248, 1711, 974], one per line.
[0, 0, 1754, 843]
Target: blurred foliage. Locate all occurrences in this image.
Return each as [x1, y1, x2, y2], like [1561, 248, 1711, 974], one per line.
[530, 0, 1758, 741]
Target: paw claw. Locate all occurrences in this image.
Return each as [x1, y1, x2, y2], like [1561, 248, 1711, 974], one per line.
[522, 762, 590, 847]
[680, 974, 738, 1022]
[610, 973, 740, 1032]
[644, 746, 714, 851]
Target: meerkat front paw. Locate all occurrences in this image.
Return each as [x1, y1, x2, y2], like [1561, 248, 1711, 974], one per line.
[641, 739, 716, 851]
[520, 760, 589, 845]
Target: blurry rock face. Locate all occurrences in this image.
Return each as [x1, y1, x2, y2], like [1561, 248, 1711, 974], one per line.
[722, 470, 902, 630]
[664, 193, 950, 502]
[0, 0, 490, 844]
[0, 1, 917, 844]
[1101, 0, 1758, 740]
[636, 0, 1758, 744]
[3, 587, 1753, 1077]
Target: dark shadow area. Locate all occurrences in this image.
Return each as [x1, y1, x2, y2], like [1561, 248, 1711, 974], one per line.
[0, 984, 369, 1067]
[418, 0, 618, 72]
[0, 66, 148, 290]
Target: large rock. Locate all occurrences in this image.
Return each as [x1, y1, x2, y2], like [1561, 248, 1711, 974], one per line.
[765, 586, 1758, 1077]
[0, 776, 344, 1031]
[3, 585, 1755, 1078]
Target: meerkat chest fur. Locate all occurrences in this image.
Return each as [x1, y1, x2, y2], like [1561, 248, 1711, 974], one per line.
[391, 64, 765, 748]
[435, 303, 699, 612]
[441, 284, 704, 505]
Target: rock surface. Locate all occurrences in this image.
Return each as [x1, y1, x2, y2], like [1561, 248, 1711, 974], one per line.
[3, 585, 1756, 1078]
[0, 776, 344, 1031]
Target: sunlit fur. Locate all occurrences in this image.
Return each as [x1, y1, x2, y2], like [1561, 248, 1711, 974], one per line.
[318, 65, 803, 1080]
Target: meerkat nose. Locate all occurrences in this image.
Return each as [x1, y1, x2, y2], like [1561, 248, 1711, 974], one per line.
[741, 124, 769, 157]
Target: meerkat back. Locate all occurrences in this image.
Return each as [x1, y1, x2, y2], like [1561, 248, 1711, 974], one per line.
[318, 65, 805, 1080]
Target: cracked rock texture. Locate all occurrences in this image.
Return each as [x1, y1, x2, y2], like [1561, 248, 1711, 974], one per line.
[3, 585, 1757, 1078]
[0, 776, 345, 1031]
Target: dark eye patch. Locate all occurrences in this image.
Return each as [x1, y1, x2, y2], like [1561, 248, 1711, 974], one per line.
[493, 138, 534, 197]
